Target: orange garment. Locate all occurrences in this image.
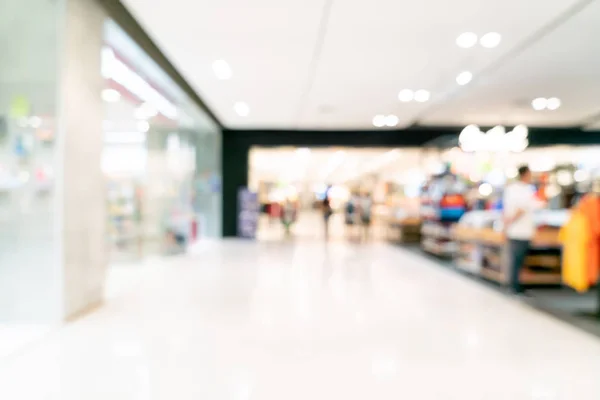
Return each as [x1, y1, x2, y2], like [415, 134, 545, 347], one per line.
[577, 194, 600, 285]
[559, 210, 590, 292]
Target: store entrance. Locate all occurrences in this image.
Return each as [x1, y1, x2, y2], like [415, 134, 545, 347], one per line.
[248, 146, 422, 242]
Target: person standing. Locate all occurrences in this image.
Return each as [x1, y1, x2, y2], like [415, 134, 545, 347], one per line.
[322, 186, 333, 240]
[359, 192, 373, 242]
[503, 165, 537, 295]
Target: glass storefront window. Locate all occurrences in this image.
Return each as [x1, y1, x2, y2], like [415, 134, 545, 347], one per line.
[101, 20, 221, 262]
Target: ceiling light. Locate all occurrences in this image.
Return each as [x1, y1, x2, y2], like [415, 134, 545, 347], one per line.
[546, 97, 561, 110]
[137, 120, 150, 133]
[212, 59, 232, 80]
[372, 115, 386, 127]
[385, 115, 399, 127]
[480, 32, 502, 48]
[456, 32, 478, 49]
[398, 89, 414, 102]
[414, 90, 430, 102]
[456, 71, 473, 86]
[532, 97, 547, 111]
[102, 88, 121, 102]
[234, 101, 250, 117]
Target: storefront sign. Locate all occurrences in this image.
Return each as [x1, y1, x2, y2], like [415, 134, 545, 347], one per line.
[237, 188, 259, 239]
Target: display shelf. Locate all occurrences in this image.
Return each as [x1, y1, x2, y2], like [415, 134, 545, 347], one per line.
[386, 217, 421, 244]
[452, 226, 562, 287]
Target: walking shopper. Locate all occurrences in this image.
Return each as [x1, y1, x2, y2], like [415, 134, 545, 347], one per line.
[359, 192, 373, 242]
[322, 187, 333, 240]
[503, 165, 537, 295]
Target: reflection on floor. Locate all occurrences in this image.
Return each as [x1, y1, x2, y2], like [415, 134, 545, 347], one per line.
[1, 240, 600, 399]
[0, 324, 52, 359]
[257, 210, 387, 242]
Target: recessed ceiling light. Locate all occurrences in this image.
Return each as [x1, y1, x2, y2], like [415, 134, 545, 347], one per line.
[456, 32, 478, 49]
[480, 32, 502, 49]
[212, 59, 232, 80]
[398, 89, 414, 102]
[456, 71, 473, 86]
[102, 88, 121, 102]
[385, 115, 399, 127]
[234, 101, 250, 116]
[531, 97, 548, 111]
[414, 90, 430, 102]
[372, 115, 386, 127]
[546, 97, 561, 110]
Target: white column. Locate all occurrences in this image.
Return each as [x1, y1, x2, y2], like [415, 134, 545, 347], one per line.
[56, 0, 108, 319]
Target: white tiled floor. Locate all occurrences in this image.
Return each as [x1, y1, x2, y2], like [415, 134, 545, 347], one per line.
[1, 240, 600, 399]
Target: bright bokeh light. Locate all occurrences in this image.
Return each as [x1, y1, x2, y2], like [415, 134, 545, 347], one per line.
[480, 32, 502, 48]
[137, 120, 150, 133]
[372, 115, 386, 127]
[385, 115, 399, 127]
[212, 59, 232, 80]
[532, 97, 547, 111]
[478, 183, 493, 197]
[546, 97, 561, 110]
[414, 90, 430, 103]
[456, 71, 473, 86]
[456, 32, 478, 48]
[398, 89, 414, 102]
[234, 102, 250, 117]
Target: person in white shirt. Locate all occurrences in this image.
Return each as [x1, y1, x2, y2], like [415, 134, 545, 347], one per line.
[503, 165, 537, 294]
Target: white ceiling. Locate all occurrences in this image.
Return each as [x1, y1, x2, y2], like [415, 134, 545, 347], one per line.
[123, 0, 600, 130]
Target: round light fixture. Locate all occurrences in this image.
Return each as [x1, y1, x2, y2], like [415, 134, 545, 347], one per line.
[531, 97, 547, 111]
[102, 88, 121, 103]
[456, 32, 478, 49]
[414, 90, 430, 102]
[456, 71, 473, 86]
[546, 97, 561, 110]
[385, 115, 399, 127]
[480, 32, 502, 48]
[398, 89, 414, 102]
[372, 115, 386, 127]
[234, 101, 250, 117]
[212, 59, 232, 80]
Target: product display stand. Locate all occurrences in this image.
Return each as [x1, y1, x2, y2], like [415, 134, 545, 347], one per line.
[420, 219, 457, 257]
[452, 226, 562, 286]
[387, 216, 421, 244]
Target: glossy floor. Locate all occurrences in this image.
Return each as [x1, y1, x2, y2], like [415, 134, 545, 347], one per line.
[1, 240, 600, 399]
